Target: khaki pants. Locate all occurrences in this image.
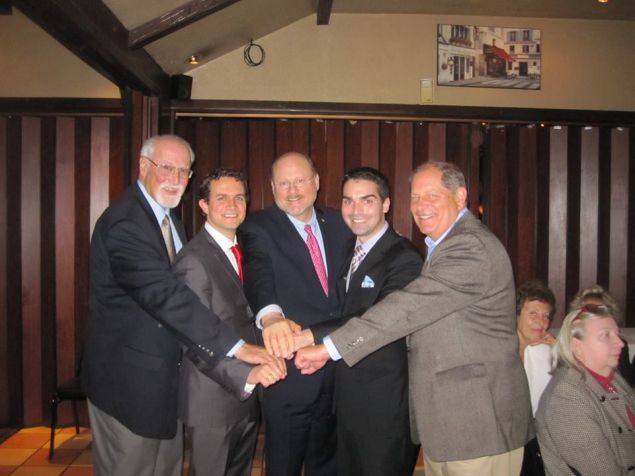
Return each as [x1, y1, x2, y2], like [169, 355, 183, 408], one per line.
[424, 446, 524, 476]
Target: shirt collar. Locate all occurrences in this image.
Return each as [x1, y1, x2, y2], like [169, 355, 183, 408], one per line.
[286, 208, 318, 232]
[585, 365, 616, 392]
[356, 222, 389, 254]
[137, 180, 170, 224]
[424, 208, 468, 255]
[204, 221, 237, 252]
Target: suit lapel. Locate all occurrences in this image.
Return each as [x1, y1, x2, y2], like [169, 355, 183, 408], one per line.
[201, 230, 243, 290]
[347, 228, 398, 291]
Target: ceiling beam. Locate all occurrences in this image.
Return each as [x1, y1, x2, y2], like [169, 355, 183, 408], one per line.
[12, 0, 169, 95]
[128, 0, 240, 49]
[317, 0, 332, 25]
[0, 0, 12, 15]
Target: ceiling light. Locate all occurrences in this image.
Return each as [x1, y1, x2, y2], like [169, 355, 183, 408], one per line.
[597, 0, 608, 3]
[187, 55, 200, 65]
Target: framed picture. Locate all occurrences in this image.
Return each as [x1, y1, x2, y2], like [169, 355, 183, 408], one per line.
[437, 25, 541, 89]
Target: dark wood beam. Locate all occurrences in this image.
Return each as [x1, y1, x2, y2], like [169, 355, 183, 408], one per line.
[0, 0, 12, 15]
[128, 0, 240, 49]
[317, 0, 332, 25]
[12, 0, 169, 96]
[166, 99, 635, 127]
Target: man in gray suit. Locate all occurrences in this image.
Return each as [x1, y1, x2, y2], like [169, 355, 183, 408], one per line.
[173, 168, 286, 476]
[296, 161, 533, 476]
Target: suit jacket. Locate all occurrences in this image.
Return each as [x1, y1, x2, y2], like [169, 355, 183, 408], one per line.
[330, 211, 533, 461]
[238, 204, 353, 404]
[536, 367, 635, 475]
[173, 228, 258, 428]
[83, 183, 239, 439]
[312, 227, 423, 436]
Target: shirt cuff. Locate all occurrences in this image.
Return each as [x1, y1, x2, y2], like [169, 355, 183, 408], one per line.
[244, 382, 256, 394]
[323, 336, 342, 361]
[255, 304, 285, 329]
[227, 339, 245, 357]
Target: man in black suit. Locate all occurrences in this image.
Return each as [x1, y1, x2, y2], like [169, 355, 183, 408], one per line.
[300, 167, 423, 476]
[83, 135, 274, 476]
[173, 168, 286, 476]
[239, 152, 353, 476]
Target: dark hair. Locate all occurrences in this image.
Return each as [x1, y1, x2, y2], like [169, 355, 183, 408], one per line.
[270, 152, 318, 179]
[341, 167, 390, 201]
[411, 161, 466, 192]
[516, 280, 556, 323]
[198, 168, 249, 202]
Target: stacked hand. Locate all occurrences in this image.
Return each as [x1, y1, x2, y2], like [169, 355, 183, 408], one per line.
[294, 345, 330, 375]
[247, 356, 287, 387]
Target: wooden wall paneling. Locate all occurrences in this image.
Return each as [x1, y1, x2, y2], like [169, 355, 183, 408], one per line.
[246, 120, 275, 212]
[21, 117, 42, 424]
[220, 119, 247, 172]
[548, 127, 568, 326]
[173, 119, 198, 239]
[608, 128, 629, 323]
[627, 129, 635, 326]
[412, 122, 429, 168]
[565, 127, 582, 305]
[275, 119, 310, 157]
[310, 119, 344, 209]
[0, 117, 8, 425]
[446, 123, 469, 174]
[596, 128, 612, 290]
[515, 126, 538, 284]
[466, 124, 483, 217]
[379, 122, 398, 233]
[90, 118, 111, 237]
[55, 118, 77, 393]
[505, 126, 520, 279]
[109, 117, 126, 201]
[4, 117, 23, 426]
[39, 117, 57, 421]
[427, 123, 447, 161]
[483, 126, 508, 248]
[74, 118, 92, 369]
[344, 120, 379, 171]
[190, 120, 221, 233]
[578, 127, 600, 290]
[535, 126, 551, 284]
[391, 122, 414, 240]
[123, 89, 145, 183]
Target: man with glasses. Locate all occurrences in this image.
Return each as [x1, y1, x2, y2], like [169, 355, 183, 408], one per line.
[239, 152, 353, 476]
[84, 135, 274, 476]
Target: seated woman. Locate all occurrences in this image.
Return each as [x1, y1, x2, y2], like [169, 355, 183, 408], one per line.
[535, 305, 635, 475]
[569, 284, 634, 385]
[516, 280, 556, 416]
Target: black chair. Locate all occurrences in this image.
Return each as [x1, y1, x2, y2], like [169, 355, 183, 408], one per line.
[49, 358, 86, 459]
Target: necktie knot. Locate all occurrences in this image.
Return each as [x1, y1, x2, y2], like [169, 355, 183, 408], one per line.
[230, 244, 244, 283]
[304, 224, 329, 296]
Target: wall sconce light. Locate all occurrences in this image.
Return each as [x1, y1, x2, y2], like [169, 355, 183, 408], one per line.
[597, 0, 608, 3]
[187, 55, 200, 65]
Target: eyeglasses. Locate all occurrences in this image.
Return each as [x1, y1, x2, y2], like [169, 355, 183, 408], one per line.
[273, 176, 314, 191]
[143, 156, 193, 180]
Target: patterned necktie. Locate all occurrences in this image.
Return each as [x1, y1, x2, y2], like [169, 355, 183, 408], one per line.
[161, 215, 176, 263]
[349, 244, 366, 275]
[230, 244, 244, 283]
[304, 224, 329, 296]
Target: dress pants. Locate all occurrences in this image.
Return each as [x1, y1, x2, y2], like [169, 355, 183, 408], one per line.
[262, 384, 336, 476]
[186, 414, 258, 476]
[88, 399, 182, 476]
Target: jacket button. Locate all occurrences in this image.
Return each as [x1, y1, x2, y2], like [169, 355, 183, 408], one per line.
[157, 323, 163, 328]
[617, 426, 623, 433]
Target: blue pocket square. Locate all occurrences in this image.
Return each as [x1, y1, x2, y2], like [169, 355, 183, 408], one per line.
[361, 275, 375, 288]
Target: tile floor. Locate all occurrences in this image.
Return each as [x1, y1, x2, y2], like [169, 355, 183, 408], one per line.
[0, 426, 423, 475]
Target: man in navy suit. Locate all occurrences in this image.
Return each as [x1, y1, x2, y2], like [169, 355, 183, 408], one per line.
[239, 152, 353, 476]
[301, 167, 423, 476]
[83, 135, 274, 476]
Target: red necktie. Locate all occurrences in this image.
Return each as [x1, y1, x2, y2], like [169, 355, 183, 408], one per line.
[304, 224, 328, 296]
[230, 244, 244, 283]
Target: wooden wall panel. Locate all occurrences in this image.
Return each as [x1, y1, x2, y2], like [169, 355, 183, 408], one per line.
[247, 121, 275, 212]
[344, 120, 379, 170]
[90, 118, 111, 237]
[391, 122, 414, 239]
[21, 117, 42, 423]
[484, 126, 508, 248]
[608, 128, 629, 321]
[311, 120, 344, 209]
[275, 119, 309, 157]
[578, 127, 599, 290]
[548, 127, 568, 326]
[0, 117, 8, 424]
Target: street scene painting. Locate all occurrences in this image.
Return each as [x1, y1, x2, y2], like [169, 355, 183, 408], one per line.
[437, 25, 541, 89]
